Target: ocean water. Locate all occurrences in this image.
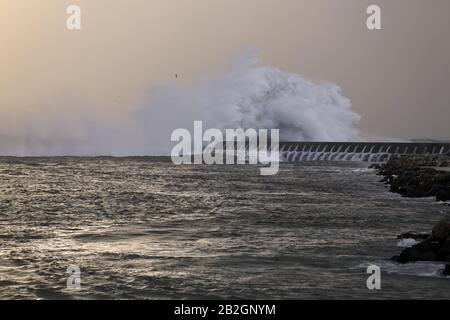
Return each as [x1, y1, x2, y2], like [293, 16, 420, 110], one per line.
[0, 157, 448, 300]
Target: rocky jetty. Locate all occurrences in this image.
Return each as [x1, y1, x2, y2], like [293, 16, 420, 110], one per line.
[378, 154, 450, 275]
[392, 214, 450, 270]
[376, 154, 450, 202]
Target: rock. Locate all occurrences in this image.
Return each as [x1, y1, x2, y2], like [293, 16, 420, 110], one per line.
[393, 216, 450, 264]
[437, 174, 450, 184]
[432, 214, 450, 240]
[436, 187, 450, 202]
[395, 238, 443, 263]
[397, 232, 430, 241]
[398, 249, 436, 263]
[444, 264, 450, 276]
[383, 156, 450, 264]
[418, 251, 437, 261]
[437, 238, 450, 262]
[377, 154, 450, 200]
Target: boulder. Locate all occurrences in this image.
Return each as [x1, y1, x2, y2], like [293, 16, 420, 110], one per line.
[397, 232, 430, 241]
[395, 238, 442, 264]
[436, 187, 450, 202]
[432, 214, 450, 240]
[444, 264, 450, 276]
[437, 238, 450, 262]
[393, 216, 450, 264]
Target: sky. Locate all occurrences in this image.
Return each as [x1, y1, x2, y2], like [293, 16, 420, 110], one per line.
[0, 0, 449, 154]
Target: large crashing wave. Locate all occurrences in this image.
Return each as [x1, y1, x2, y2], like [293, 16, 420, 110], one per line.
[136, 51, 361, 154]
[0, 51, 361, 156]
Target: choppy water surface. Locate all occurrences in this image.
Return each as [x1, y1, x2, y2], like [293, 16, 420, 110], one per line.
[0, 157, 448, 299]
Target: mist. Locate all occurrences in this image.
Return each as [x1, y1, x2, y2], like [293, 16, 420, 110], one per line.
[0, 51, 361, 156]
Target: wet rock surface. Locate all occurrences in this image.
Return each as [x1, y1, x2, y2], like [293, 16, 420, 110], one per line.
[392, 214, 450, 279]
[444, 264, 450, 276]
[377, 154, 450, 203]
[380, 156, 450, 275]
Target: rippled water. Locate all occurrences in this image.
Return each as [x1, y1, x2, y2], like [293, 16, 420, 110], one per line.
[0, 157, 448, 299]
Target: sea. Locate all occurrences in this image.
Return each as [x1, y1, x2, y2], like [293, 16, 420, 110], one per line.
[0, 157, 448, 299]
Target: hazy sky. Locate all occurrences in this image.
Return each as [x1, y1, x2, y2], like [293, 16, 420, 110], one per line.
[1, 0, 449, 144]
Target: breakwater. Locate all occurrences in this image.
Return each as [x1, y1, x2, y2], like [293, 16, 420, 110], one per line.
[279, 142, 450, 163]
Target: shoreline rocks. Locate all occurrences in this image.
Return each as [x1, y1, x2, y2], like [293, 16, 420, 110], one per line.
[376, 154, 450, 203]
[391, 214, 450, 278]
[379, 156, 450, 276]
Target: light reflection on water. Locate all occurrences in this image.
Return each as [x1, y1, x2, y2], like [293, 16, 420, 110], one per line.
[0, 157, 448, 299]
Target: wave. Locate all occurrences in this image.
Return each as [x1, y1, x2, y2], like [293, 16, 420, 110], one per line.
[0, 49, 361, 156]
